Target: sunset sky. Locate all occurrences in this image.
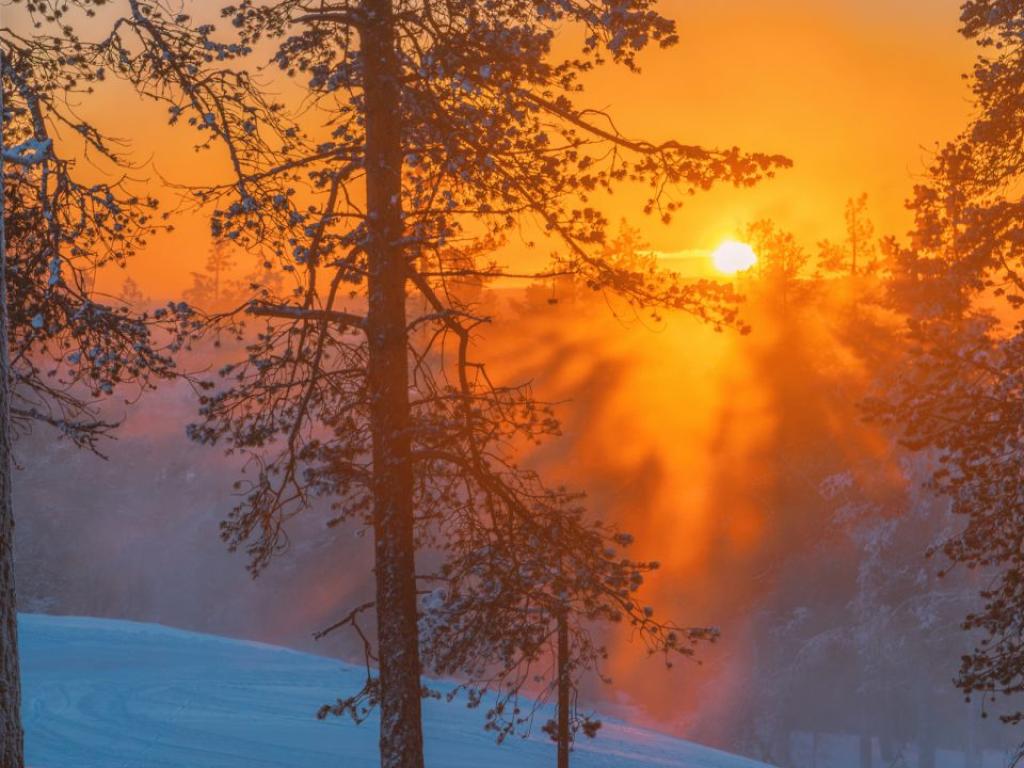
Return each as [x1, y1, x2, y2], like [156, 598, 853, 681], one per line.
[603, 0, 973, 256]
[8, 2, 1004, 760]
[91, 0, 975, 294]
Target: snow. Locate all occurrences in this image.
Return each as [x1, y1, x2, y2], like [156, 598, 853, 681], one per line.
[2, 138, 52, 166]
[21, 614, 769, 768]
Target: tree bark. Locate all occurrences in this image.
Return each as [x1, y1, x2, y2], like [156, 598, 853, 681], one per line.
[362, 3, 424, 767]
[0, 52, 25, 767]
[965, 705, 981, 768]
[859, 734, 873, 768]
[850, 206, 858, 276]
[557, 610, 570, 768]
[916, 675, 934, 768]
[918, 739, 935, 768]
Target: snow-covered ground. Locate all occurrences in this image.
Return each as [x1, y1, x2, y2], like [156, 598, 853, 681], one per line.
[21, 614, 768, 768]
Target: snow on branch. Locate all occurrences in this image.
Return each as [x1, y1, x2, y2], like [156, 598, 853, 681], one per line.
[1, 138, 52, 166]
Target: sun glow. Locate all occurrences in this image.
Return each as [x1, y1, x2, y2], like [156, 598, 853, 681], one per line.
[711, 241, 757, 276]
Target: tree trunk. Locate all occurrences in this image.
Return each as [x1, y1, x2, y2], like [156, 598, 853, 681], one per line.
[557, 610, 570, 768]
[965, 706, 981, 768]
[916, 719, 935, 768]
[880, 731, 898, 767]
[850, 209, 858, 276]
[859, 703, 874, 768]
[0, 56, 25, 767]
[916, 676, 934, 768]
[859, 735, 873, 768]
[362, 3, 424, 768]
[917, 740, 935, 768]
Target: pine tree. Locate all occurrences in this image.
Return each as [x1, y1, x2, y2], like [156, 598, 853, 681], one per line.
[206, 242, 236, 306]
[845, 194, 876, 275]
[877, 0, 1024, 731]
[744, 219, 809, 309]
[0, 51, 20, 767]
[1, 5, 196, 759]
[118, 276, 148, 308]
[817, 194, 878, 277]
[106, 2, 789, 765]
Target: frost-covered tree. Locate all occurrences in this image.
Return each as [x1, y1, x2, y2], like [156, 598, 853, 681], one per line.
[182, 241, 281, 313]
[0, 57, 18, 767]
[817, 194, 879, 278]
[876, 0, 1024, 732]
[101, 1, 788, 765]
[1, 3, 195, 760]
[118, 275, 148, 308]
[407, 483, 716, 766]
[183, 242, 238, 311]
[744, 219, 809, 309]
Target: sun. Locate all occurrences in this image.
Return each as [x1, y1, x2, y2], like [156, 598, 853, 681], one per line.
[711, 240, 757, 275]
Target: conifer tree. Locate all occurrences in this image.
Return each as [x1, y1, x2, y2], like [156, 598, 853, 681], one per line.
[844, 193, 876, 275]
[1, 4, 195, 760]
[104, 2, 789, 765]
[818, 194, 878, 277]
[877, 0, 1024, 729]
[744, 219, 808, 309]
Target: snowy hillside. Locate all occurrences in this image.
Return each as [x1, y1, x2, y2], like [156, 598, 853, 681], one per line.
[21, 614, 768, 768]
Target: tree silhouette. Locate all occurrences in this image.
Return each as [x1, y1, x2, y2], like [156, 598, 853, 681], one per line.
[818, 194, 878, 277]
[118, 276, 149, 308]
[100, 1, 789, 765]
[183, 241, 250, 312]
[0, 59, 17, 767]
[744, 219, 809, 309]
[844, 193, 877, 275]
[876, 0, 1024, 732]
[1, 4, 195, 760]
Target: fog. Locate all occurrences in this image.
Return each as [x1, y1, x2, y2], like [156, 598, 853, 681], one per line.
[14, 275, 1016, 767]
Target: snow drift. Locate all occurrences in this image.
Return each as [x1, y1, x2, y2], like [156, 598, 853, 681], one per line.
[21, 614, 770, 767]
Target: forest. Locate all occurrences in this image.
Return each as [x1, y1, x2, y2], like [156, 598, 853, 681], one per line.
[2, 2, 1024, 768]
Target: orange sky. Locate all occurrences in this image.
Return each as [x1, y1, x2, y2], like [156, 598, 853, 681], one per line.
[600, 0, 974, 255]
[8, 1, 981, 736]
[65, 0, 975, 296]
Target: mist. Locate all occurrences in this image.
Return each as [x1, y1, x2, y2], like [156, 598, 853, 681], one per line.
[13, 267, 1012, 767]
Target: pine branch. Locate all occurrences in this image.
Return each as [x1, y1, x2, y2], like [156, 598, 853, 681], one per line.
[247, 301, 367, 330]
